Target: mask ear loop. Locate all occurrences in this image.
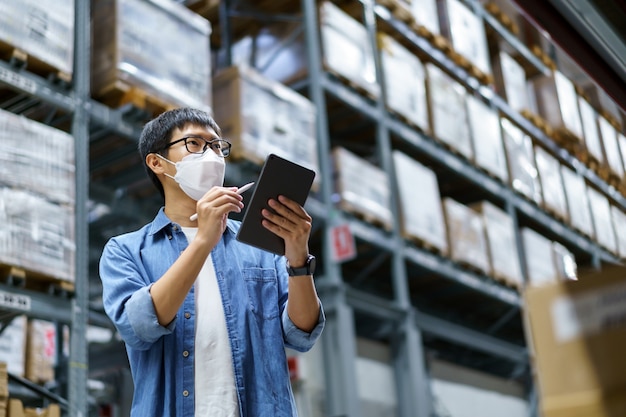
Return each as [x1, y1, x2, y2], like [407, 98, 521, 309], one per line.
[155, 153, 177, 181]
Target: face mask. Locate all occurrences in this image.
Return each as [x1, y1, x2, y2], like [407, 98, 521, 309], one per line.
[158, 151, 225, 201]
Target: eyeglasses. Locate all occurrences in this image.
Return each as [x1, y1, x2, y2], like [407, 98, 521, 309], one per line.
[163, 136, 232, 157]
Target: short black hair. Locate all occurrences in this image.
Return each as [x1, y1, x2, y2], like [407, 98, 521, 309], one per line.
[138, 107, 222, 199]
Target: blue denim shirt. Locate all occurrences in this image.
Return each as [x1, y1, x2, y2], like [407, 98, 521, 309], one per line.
[99, 208, 325, 417]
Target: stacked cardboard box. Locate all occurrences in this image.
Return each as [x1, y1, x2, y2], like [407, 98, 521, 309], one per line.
[466, 95, 508, 183]
[501, 118, 542, 204]
[333, 147, 392, 230]
[534, 146, 568, 221]
[378, 34, 429, 133]
[0, 317, 27, 379]
[524, 264, 626, 416]
[560, 166, 594, 238]
[492, 51, 530, 114]
[472, 201, 523, 289]
[551, 242, 577, 282]
[577, 96, 605, 167]
[442, 198, 489, 273]
[425, 63, 472, 160]
[597, 116, 624, 180]
[25, 320, 57, 384]
[393, 151, 448, 254]
[91, 0, 212, 110]
[0, 0, 74, 77]
[610, 206, 626, 259]
[521, 228, 557, 287]
[533, 71, 584, 140]
[212, 65, 319, 183]
[587, 187, 618, 254]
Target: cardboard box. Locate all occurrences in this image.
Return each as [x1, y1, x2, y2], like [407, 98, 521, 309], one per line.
[533, 71, 584, 138]
[394, 151, 447, 254]
[8, 399, 24, 417]
[0, 109, 75, 205]
[211, 65, 319, 184]
[466, 95, 508, 183]
[610, 206, 626, 259]
[0, 316, 26, 378]
[333, 147, 392, 230]
[524, 264, 626, 416]
[0, 0, 74, 76]
[522, 228, 557, 287]
[501, 118, 542, 204]
[441, 0, 491, 75]
[442, 198, 488, 273]
[551, 241, 577, 282]
[25, 320, 57, 384]
[577, 96, 605, 166]
[587, 187, 617, 254]
[560, 166, 594, 238]
[378, 34, 429, 133]
[91, 0, 212, 110]
[426, 63, 472, 160]
[471, 201, 523, 288]
[409, 0, 440, 35]
[492, 51, 530, 113]
[534, 146, 568, 221]
[597, 116, 624, 178]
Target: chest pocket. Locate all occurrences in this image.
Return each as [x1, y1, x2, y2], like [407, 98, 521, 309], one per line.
[242, 268, 279, 320]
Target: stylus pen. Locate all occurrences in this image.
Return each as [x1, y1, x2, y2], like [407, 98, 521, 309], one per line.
[189, 182, 255, 221]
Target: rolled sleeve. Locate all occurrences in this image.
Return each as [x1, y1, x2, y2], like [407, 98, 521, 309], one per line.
[126, 284, 176, 345]
[282, 301, 325, 352]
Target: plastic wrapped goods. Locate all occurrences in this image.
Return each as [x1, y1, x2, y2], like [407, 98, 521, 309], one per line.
[0, 109, 75, 205]
[333, 148, 392, 230]
[577, 96, 605, 166]
[492, 51, 530, 113]
[551, 241, 577, 281]
[379, 34, 429, 133]
[611, 206, 626, 259]
[587, 187, 617, 254]
[466, 95, 508, 183]
[560, 166, 594, 238]
[534, 146, 568, 221]
[0, 188, 75, 283]
[443, 198, 489, 274]
[522, 228, 557, 287]
[597, 116, 624, 179]
[501, 118, 542, 204]
[533, 71, 583, 138]
[0, 0, 74, 75]
[394, 151, 447, 254]
[212, 66, 318, 185]
[92, 0, 212, 110]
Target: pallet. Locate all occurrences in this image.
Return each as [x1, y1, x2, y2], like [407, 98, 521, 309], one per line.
[484, 2, 520, 36]
[540, 203, 568, 225]
[575, 148, 601, 172]
[520, 109, 554, 137]
[325, 68, 379, 102]
[596, 164, 622, 189]
[377, 0, 413, 25]
[551, 127, 584, 155]
[530, 44, 557, 70]
[339, 200, 393, 232]
[430, 34, 454, 55]
[0, 264, 74, 295]
[402, 232, 445, 257]
[94, 80, 179, 118]
[0, 40, 71, 84]
[455, 260, 489, 277]
[491, 272, 522, 292]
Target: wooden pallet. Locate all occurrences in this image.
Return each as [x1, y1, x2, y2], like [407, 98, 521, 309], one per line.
[326, 68, 379, 102]
[540, 203, 568, 225]
[596, 164, 622, 189]
[402, 232, 446, 257]
[491, 272, 522, 292]
[376, 0, 413, 25]
[530, 44, 557, 70]
[455, 260, 489, 277]
[0, 40, 71, 84]
[340, 200, 393, 232]
[575, 148, 601, 172]
[484, 2, 520, 36]
[94, 80, 179, 118]
[0, 264, 74, 294]
[551, 127, 584, 155]
[520, 109, 554, 137]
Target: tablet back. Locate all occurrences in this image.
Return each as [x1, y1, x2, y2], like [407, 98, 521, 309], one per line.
[236, 154, 316, 255]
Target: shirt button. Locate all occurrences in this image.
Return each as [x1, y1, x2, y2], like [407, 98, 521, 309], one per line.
[183, 390, 189, 397]
[167, 234, 172, 240]
[183, 350, 189, 358]
[184, 312, 191, 319]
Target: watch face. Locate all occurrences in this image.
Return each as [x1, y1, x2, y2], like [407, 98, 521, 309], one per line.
[308, 255, 316, 275]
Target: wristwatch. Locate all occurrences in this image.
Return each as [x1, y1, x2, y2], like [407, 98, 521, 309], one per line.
[287, 254, 316, 276]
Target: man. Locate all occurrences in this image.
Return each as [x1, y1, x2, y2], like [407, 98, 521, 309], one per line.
[99, 107, 324, 417]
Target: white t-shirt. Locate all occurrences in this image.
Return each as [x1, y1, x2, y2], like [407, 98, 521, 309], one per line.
[181, 227, 240, 417]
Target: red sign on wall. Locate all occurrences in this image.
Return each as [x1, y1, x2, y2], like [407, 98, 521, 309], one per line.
[330, 224, 356, 263]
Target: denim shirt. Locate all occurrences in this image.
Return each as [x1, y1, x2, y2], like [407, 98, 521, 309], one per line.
[99, 208, 325, 417]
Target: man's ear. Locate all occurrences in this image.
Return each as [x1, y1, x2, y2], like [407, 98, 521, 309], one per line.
[146, 153, 165, 175]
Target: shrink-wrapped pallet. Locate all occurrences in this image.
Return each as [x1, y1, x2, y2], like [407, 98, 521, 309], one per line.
[408, 0, 440, 35]
[441, 0, 491, 75]
[0, 188, 75, 283]
[426, 63, 472, 159]
[333, 148, 392, 230]
[0, 0, 74, 77]
[0, 315, 27, 378]
[378, 34, 429, 132]
[0, 109, 75, 205]
[466, 95, 508, 182]
[91, 0, 212, 110]
[587, 187, 617, 254]
[212, 66, 318, 183]
[611, 206, 626, 259]
[597, 116, 624, 179]
[442, 198, 489, 273]
[471, 201, 523, 288]
[534, 146, 568, 221]
[492, 51, 530, 113]
[551, 241, 577, 281]
[393, 151, 447, 253]
[522, 228, 557, 287]
[560, 166, 594, 238]
[577, 96, 605, 167]
[533, 71, 583, 139]
[501, 118, 542, 204]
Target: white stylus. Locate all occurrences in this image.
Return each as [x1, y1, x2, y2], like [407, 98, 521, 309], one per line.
[189, 182, 255, 221]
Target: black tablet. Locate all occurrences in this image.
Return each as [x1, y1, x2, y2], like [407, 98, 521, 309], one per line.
[236, 154, 316, 255]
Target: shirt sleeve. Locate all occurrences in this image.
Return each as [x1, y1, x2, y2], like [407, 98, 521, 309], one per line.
[99, 238, 174, 351]
[281, 302, 325, 352]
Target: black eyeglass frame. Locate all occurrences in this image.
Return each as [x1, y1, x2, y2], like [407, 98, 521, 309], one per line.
[161, 135, 232, 157]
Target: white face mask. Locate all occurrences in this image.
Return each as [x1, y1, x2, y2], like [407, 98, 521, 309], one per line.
[158, 151, 225, 201]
